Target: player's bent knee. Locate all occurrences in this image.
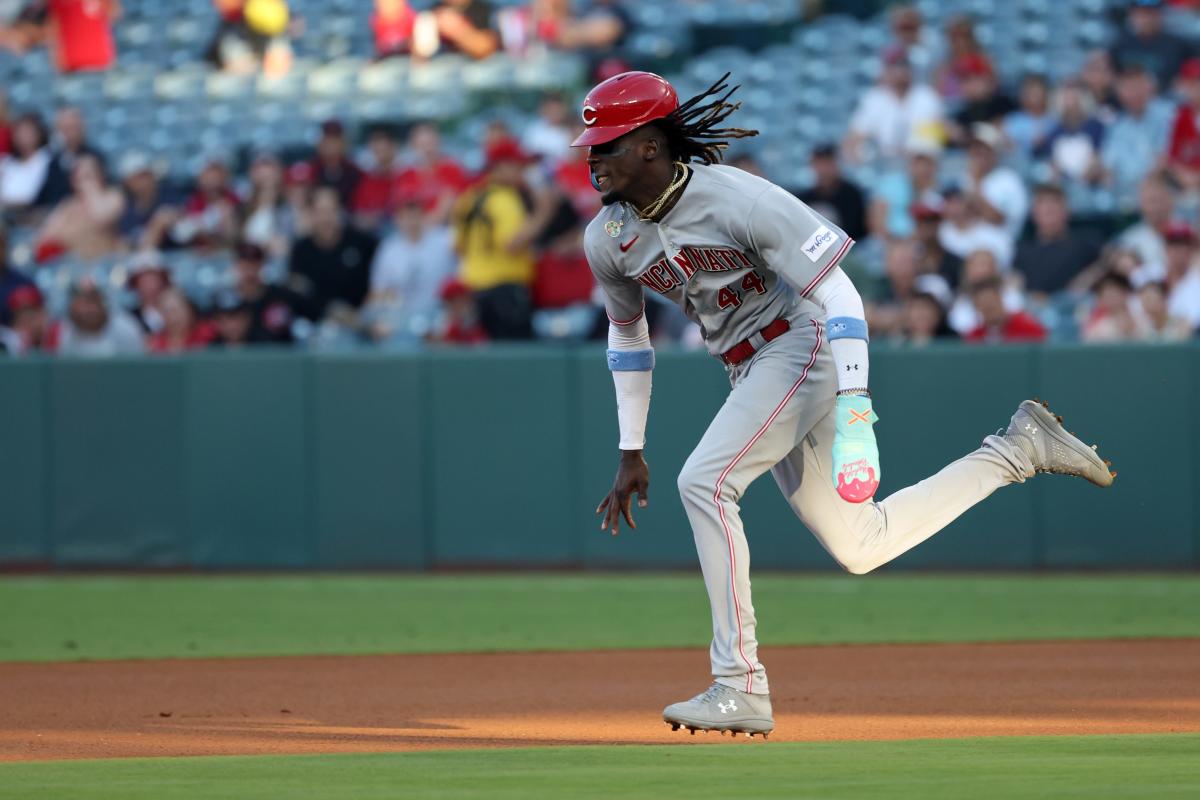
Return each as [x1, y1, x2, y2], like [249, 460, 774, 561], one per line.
[676, 462, 721, 507]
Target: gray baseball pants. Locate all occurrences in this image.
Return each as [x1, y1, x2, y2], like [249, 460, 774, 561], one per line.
[676, 319, 1035, 695]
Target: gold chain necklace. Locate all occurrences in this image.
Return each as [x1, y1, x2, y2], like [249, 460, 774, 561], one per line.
[635, 161, 690, 221]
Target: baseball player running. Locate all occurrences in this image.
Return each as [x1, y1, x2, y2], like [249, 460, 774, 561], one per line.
[574, 71, 1116, 739]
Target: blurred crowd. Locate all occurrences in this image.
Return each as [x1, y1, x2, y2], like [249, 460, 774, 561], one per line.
[822, 0, 1200, 346]
[1, 0, 1200, 356]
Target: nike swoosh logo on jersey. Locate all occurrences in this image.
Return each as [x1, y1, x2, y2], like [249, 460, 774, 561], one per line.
[619, 235, 640, 253]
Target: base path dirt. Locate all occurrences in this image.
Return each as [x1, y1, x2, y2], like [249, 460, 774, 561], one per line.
[2, 639, 1199, 761]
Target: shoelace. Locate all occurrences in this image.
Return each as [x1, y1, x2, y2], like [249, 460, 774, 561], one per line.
[694, 684, 726, 704]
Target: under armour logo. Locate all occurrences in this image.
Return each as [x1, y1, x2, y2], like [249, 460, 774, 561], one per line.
[845, 364, 859, 371]
[718, 700, 738, 714]
[1024, 423, 1038, 436]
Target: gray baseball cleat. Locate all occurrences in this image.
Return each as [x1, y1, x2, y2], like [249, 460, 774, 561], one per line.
[1002, 399, 1116, 487]
[663, 683, 774, 738]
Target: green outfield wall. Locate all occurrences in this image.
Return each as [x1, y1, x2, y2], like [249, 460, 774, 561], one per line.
[1, 342, 1197, 570]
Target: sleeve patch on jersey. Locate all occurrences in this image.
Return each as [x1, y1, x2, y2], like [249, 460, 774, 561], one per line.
[801, 225, 840, 263]
[607, 348, 655, 372]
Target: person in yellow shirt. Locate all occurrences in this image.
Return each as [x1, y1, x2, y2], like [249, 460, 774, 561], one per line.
[452, 138, 548, 339]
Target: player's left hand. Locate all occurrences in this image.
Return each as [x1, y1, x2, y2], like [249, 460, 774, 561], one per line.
[832, 394, 880, 503]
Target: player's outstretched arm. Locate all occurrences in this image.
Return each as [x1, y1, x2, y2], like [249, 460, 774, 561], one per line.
[596, 313, 653, 535]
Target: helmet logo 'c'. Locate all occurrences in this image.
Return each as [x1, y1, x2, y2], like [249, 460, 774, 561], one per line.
[581, 105, 598, 126]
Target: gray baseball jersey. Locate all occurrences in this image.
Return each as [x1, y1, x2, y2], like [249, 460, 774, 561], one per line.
[584, 163, 853, 355]
[586, 162, 1031, 699]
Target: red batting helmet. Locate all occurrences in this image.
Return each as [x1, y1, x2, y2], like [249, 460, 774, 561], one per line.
[571, 71, 679, 148]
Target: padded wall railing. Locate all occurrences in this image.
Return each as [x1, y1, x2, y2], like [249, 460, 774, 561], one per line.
[2, 342, 1196, 569]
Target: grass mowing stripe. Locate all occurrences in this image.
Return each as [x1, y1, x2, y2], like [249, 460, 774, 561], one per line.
[1, 574, 1198, 662]
[1, 735, 1197, 799]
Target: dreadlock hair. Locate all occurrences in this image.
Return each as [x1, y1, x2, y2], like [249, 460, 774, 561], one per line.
[653, 73, 758, 165]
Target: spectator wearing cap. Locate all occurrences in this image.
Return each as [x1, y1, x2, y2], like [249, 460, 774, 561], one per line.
[37, 105, 105, 208]
[794, 144, 867, 243]
[1003, 74, 1055, 165]
[947, 54, 1017, 145]
[1167, 58, 1200, 191]
[233, 241, 310, 343]
[287, 186, 378, 322]
[1114, 172, 1175, 270]
[0, 284, 53, 355]
[309, 119, 363, 209]
[452, 138, 544, 340]
[964, 123, 1028, 242]
[1035, 79, 1107, 184]
[417, 0, 499, 60]
[938, 186, 1012, 269]
[1014, 184, 1103, 297]
[431, 277, 487, 344]
[351, 126, 404, 232]
[35, 153, 124, 262]
[240, 150, 294, 257]
[964, 275, 1047, 343]
[126, 250, 171, 334]
[1135, 280, 1193, 341]
[843, 45, 944, 166]
[1110, 0, 1193, 93]
[56, 279, 143, 356]
[208, 289, 254, 348]
[146, 287, 216, 353]
[371, 0, 416, 59]
[116, 152, 176, 250]
[395, 122, 471, 225]
[1159, 222, 1200, 330]
[1082, 271, 1141, 342]
[868, 136, 943, 241]
[0, 223, 34, 327]
[0, 112, 51, 213]
[911, 200, 962, 288]
[365, 192, 457, 341]
[176, 153, 241, 250]
[1100, 64, 1176, 210]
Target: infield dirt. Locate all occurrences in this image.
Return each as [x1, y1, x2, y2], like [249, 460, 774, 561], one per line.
[2, 639, 1197, 761]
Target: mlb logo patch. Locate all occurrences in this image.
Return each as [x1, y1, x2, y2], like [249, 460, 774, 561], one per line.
[801, 225, 839, 262]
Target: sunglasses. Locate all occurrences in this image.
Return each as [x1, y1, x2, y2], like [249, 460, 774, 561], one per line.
[589, 141, 632, 158]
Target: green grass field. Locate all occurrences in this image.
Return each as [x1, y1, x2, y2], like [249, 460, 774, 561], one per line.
[2, 573, 1198, 799]
[2, 573, 1198, 661]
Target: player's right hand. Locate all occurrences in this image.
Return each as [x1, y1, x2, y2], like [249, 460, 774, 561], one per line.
[597, 450, 650, 536]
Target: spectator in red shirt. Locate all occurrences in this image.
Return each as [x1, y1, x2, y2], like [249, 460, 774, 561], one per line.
[352, 125, 402, 232]
[395, 121, 470, 224]
[1168, 58, 1200, 190]
[371, 0, 415, 59]
[965, 276, 1047, 342]
[47, 0, 119, 73]
[309, 119, 362, 208]
[147, 287, 217, 353]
